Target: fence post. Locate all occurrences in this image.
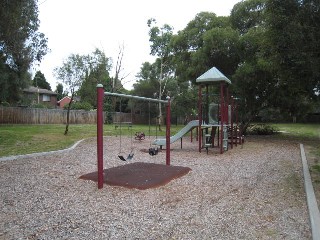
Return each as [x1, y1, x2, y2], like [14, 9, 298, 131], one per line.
[97, 84, 104, 189]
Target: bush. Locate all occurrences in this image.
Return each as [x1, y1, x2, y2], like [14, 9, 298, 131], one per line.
[246, 124, 279, 135]
[31, 103, 47, 109]
[0, 101, 10, 107]
[64, 101, 93, 111]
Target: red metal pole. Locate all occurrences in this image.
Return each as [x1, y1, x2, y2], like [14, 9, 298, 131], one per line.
[97, 84, 104, 189]
[220, 83, 224, 154]
[231, 96, 234, 149]
[198, 85, 202, 153]
[236, 101, 239, 145]
[166, 98, 171, 165]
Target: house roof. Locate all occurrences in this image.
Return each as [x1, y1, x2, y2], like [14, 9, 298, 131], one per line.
[196, 67, 231, 84]
[57, 96, 71, 103]
[57, 96, 81, 103]
[23, 86, 57, 95]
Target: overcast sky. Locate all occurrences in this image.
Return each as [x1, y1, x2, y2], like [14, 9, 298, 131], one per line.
[37, 0, 241, 90]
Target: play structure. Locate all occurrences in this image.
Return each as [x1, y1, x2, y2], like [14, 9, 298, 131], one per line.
[196, 67, 241, 154]
[151, 67, 241, 154]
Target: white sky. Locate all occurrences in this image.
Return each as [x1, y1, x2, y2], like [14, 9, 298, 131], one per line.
[37, 0, 241, 90]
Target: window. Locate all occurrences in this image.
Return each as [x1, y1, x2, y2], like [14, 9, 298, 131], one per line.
[42, 94, 50, 102]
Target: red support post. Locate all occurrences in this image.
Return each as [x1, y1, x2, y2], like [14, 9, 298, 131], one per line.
[230, 96, 234, 149]
[165, 98, 171, 165]
[198, 85, 202, 153]
[220, 83, 224, 154]
[97, 84, 104, 189]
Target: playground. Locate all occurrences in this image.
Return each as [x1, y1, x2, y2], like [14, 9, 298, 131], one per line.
[0, 135, 311, 239]
[1, 67, 317, 239]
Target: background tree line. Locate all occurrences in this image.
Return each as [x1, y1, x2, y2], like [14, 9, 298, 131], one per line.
[132, 0, 319, 126]
[1, 0, 319, 129]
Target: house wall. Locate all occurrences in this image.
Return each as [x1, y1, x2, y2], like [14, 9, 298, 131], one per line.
[22, 92, 57, 108]
[58, 97, 71, 109]
[40, 94, 57, 108]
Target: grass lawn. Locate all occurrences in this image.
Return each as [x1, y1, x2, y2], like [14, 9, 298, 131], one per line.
[0, 123, 186, 157]
[272, 123, 320, 140]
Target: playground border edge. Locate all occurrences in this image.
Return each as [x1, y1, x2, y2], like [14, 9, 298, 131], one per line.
[0, 139, 86, 162]
[300, 143, 320, 240]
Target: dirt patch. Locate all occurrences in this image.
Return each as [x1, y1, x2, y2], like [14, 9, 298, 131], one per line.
[80, 162, 192, 190]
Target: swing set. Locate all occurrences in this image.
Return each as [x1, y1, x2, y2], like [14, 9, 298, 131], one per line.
[96, 85, 171, 189]
[116, 98, 134, 161]
[116, 98, 159, 160]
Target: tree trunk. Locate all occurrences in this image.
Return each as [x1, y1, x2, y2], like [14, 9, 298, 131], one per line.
[158, 58, 163, 132]
[64, 93, 74, 135]
[158, 103, 162, 132]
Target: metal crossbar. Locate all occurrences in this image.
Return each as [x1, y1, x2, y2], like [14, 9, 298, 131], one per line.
[104, 92, 169, 104]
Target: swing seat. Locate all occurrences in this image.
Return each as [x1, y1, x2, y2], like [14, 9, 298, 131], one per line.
[118, 155, 126, 161]
[127, 152, 134, 160]
[148, 147, 158, 156]
[118, 152, 134, 161]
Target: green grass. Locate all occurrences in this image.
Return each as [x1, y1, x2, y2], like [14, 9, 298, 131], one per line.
[1, 123, 318, 158]
[0, 124, 187, 157]
[271, 123, 320, 141]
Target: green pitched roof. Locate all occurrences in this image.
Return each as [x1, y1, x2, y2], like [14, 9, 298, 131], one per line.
[196, 67, 231, 84]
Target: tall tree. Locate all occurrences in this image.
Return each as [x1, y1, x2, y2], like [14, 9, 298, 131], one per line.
[230, 0, 274, 126]
[147, 18, 174, 130]
[265, 0, 318, 121]
[0, 0, 48, 104]
[54, 54, 87, 135]
[230, 0, 266, 34]
[300, 0, 320, 97]
[171, 12, 232, 83]
[55, 83, 65, 101]
[78, 49, 111, 108]
[32, 70, 51, 90]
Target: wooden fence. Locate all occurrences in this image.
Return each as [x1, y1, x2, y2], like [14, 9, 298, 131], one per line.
[0, 107, 151, 124]
[0, 107, 98, 124]
[0, 107, 187, 125]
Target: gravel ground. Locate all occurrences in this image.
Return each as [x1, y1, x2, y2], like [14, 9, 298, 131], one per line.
[0, 136, 311, 239]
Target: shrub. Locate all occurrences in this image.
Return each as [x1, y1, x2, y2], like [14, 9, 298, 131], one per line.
[64, 101, 93, 111]
[246, 124, 279, 135]
[0, 101, 10, 107]
[31, 103, 47, 109]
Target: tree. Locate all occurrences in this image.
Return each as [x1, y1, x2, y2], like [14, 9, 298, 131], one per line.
[54, 54, 88, 135]
[265, 0, 319, 121]
[0, 0, 49, 104]
[230, 0, 266, 34]
[32, 71, 51, 90]
[55, 83, 65, 101]
[229, 1, 273, 126]
[147, 18, 174, 130]
[171, 12, 230, 83]
[78, 49, 111, 108]
[300, 0, 320, 97]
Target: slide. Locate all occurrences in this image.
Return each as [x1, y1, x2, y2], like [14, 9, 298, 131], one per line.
[152, 120, 199, 146]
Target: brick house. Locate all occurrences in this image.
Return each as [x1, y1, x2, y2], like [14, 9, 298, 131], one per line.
[23, 86, 57, 108]
[57, 96, 71, 109]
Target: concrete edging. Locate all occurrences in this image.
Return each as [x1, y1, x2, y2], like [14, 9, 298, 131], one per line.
[0, 139, 85, 162]
[300, 143, 320, 240]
